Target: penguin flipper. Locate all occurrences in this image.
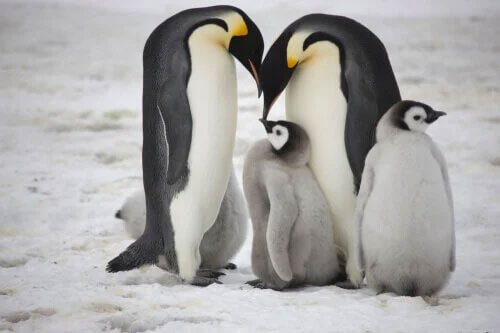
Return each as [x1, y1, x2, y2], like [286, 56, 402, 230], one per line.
[353, 146, 379, 273]
[430, 142, 455, 272]
[106, 235, 162, 273]
[265, 170, 298, 283]
[157, 78, 192, 185]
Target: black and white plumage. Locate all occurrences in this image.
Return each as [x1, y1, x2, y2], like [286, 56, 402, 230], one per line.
[107, 6, 263, 286]
[353, 100, 455, 296]
[259, 14, 401, 285]
[243, 120, 340, 290]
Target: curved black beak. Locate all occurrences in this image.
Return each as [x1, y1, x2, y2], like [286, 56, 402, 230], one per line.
[249, 59, 262, 97]
[426, 110, 447, 123]
[259, 118, 274, 133]
[259, 29, 296, 120]
[228, 14, 264, 97]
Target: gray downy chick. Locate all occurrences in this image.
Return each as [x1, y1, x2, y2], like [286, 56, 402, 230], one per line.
[243, 119, 340, 290]
[353, 100, 455, 297]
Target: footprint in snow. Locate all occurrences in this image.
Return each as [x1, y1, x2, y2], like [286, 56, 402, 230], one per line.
[0, 255, 29, 268]
[88, 302, 123, 313]
[1, 308, 56, 323]
[101, 314, 221, 333]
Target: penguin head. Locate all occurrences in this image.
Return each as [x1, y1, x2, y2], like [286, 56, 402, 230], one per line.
[259, 119, 310, 165]
[260, 15, 346, 120]
[392, 100, 446, 133]
[192, 7, 263, 94]
[221, 7, 264, 95]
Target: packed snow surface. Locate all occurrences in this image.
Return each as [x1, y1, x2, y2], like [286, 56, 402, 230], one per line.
[0, 1, 499, 332]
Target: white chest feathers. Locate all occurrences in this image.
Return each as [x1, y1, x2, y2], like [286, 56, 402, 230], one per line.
[363, 136, 453, 263]
[285, 40, 355, 252]
[169, 24, 238, 281]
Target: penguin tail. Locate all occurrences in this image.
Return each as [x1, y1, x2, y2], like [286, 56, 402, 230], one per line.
[106, 235, 162, 273]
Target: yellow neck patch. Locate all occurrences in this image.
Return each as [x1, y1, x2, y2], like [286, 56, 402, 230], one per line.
[211, 12, 248, 49]
[233, 21, 248, 37]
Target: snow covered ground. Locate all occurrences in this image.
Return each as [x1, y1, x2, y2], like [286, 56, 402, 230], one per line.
[0, 1, 499, 332]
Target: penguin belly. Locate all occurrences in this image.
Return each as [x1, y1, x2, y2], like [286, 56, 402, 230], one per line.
[362, 142, 453, 295]
[169, 27, 238, 281]
[285, 42, 355, 254]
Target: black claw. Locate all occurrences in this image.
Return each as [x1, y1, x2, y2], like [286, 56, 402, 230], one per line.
[224, 263, 237, 270]
[115, 210, 122, 219]
[197, 269, 225, 279]
[245, 279, 263, 287]
[191, 276, 223, 287]
[335, 280, 360, 290]
[245, 279, 279, 290]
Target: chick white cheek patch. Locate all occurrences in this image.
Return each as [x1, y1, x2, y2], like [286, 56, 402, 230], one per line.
[404, 107, 428, 132]
[268, 125, 289, 150]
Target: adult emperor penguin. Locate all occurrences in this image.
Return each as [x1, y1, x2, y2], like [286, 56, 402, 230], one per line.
[107, 6, 263, 286]
[353, 100, 455, 296]
[243, 119, 340, 290]
[114, 169, 248, 271]
[259, 14, 401, 286]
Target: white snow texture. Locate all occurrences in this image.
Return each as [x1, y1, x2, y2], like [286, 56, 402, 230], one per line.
[0, 0, 499, 332]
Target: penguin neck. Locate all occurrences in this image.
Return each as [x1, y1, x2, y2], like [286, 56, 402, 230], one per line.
[273, 139, 311, 167]
[189, 20, 231, 49]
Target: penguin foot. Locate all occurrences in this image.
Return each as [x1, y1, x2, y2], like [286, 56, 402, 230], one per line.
[191, 276, 223, 287]
[197, 269, 226, 279]
[245, 279, 270, 289]
[224, 263, 237, 270]
[335, 280, 360, 290]
[253, 282, 271, 289]
[245, 279, 263, 287]
[246, 279, 283, 290]
[245, 279, 282, 291]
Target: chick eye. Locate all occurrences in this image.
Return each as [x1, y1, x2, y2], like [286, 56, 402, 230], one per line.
[276, 130, 282, 136]
[413, 115, 421, 121]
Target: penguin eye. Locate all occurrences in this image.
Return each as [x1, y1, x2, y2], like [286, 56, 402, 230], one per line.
[276, 130, 282, 136]
[413, 115, 421, 121]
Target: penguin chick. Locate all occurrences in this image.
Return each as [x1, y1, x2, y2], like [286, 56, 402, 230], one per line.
[353, 100, 455, 297]
[115, 170, 248, 271]
[243, 119, 340, 290]
[115, 191, 146, 240]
